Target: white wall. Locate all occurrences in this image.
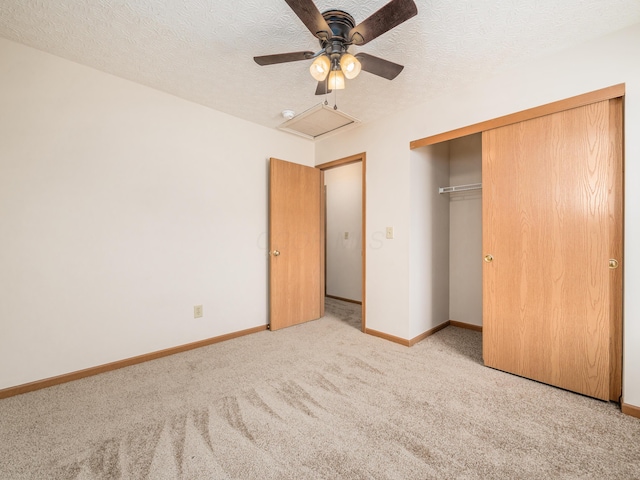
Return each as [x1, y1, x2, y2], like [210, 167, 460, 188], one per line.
[315, 23, 640, 408]
[325, 163, 362, 302]
[409, 144, 450, 339]
[0, 39, 314, 390]
[448, 134, 483, 326]
[316, 122, 413, 338]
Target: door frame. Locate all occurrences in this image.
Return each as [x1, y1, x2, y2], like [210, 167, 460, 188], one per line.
[317, 153, 367, 332]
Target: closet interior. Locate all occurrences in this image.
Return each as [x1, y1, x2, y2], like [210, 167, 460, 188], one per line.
[427, 133, 483, 330]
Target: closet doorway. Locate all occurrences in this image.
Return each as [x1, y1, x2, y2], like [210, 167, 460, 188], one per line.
[441, 134, 483, 331]
[410, 84, 624, 402]
[317, 153, 366, 332]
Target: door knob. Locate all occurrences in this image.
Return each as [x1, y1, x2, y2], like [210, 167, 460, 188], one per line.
[271, 250, 280, 257]
[484, 254, 494, 263]
[609, 258, 619, 269]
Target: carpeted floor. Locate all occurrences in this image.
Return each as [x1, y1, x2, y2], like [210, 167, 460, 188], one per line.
[1, 298, 639, 479]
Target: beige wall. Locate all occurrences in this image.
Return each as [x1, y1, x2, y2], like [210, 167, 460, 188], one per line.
[0, 38, 314, 389]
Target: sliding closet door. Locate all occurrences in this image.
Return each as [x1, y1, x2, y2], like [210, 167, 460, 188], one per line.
[482, 99, 622, 401]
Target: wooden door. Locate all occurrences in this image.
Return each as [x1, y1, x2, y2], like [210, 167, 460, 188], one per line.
[269, 158, 324, 330]
[482, 99, 623, 401]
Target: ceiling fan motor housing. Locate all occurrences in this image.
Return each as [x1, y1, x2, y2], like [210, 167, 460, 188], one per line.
[320, 10, 356, 55]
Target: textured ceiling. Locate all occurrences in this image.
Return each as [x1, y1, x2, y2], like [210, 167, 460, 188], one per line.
[1, 0, 640, 132]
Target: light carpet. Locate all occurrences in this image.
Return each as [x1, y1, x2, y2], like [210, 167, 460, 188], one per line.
[1, 298, 639, 479]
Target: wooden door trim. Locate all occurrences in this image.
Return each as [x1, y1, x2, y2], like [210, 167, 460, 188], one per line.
[609, 97, 624, 401]
[318, 153, 365, 169]
[410, 84, 625, 149]
[317, 153, 367, 333]
[320, 170, 325, 318]
[621, 402, 640, 419]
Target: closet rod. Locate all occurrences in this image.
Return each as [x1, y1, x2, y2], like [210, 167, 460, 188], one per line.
[438, 183, 482, 194]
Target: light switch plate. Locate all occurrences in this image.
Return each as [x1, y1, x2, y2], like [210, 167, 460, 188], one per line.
[386, 227, 394, 239]
[194, 305, 203, 318]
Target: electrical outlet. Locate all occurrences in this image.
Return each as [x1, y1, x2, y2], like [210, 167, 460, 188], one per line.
[194, 305, 203, 318]
[386, 227, 394, 239]
[344, 231, 349, 239]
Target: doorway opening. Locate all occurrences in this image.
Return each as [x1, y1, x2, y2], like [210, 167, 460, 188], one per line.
[317, 153, 366, 332]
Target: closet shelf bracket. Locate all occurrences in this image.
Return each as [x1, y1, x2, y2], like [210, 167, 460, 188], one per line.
[438, 183, 482, 194]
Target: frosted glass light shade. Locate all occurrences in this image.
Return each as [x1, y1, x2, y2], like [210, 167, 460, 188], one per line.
[309, 55, 331, 81]
[340, 53, 361, 80]
[328, 70, 346, 90]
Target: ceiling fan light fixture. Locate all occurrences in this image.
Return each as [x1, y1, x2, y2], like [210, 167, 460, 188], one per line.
[254, 0, 418, 95]
[340, 53, 361, 80]
[328, 70, 346, 90]
[309, 55, 331, 81]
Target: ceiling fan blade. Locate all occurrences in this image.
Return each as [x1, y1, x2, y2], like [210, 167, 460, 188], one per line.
[284, 0, 333, 40]
[254, 51, 315, 66]
[315, 80, 332, 95]
[349, 0, 418, 45]
[355, 53, 404, 80]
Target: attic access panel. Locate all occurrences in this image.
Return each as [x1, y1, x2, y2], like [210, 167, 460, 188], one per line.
[277, 103, 360, 140]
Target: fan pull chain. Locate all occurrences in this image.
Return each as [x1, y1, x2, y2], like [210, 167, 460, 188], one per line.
[323, 78, 329, 106]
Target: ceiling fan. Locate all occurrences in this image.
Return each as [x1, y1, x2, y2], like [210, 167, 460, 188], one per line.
[254, 0, 418, 95]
